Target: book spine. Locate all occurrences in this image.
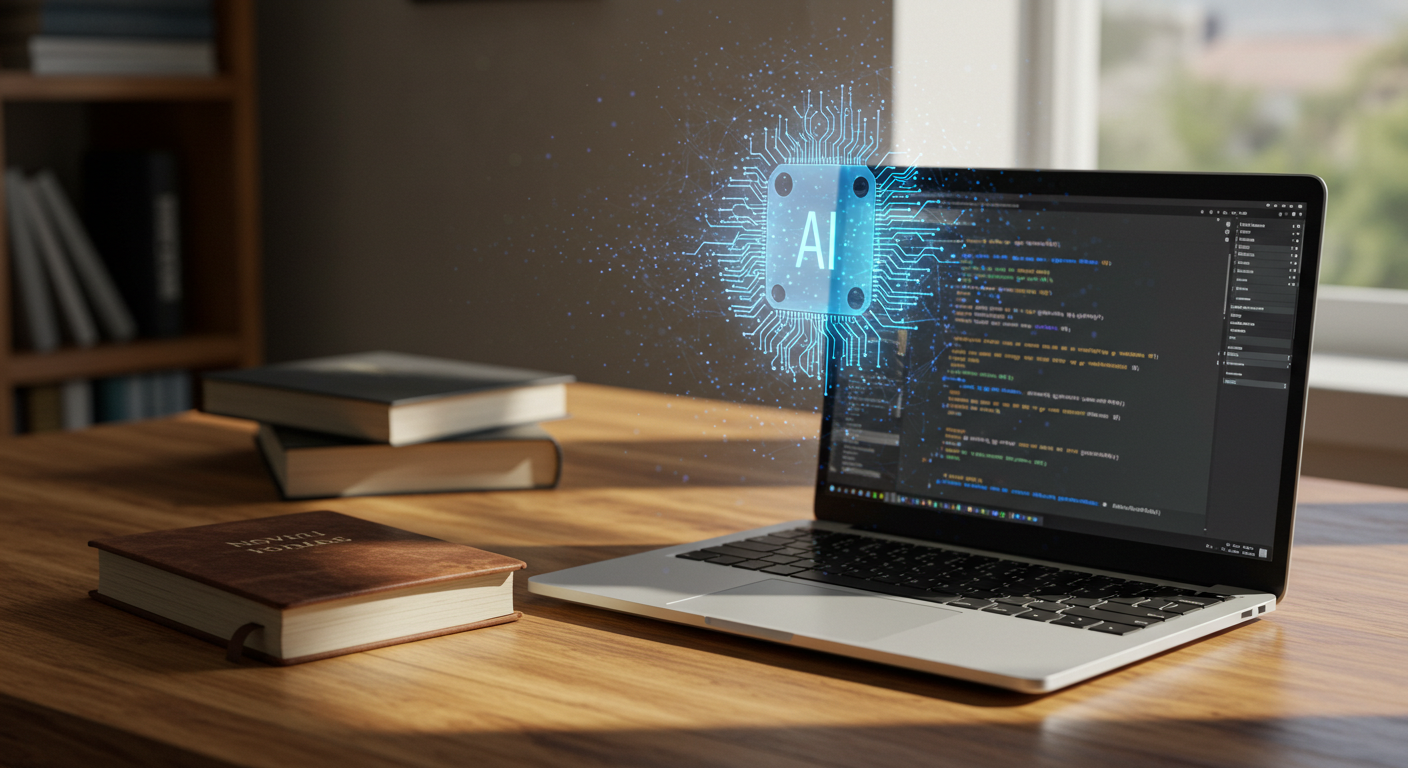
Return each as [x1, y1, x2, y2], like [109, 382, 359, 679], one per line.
[157, 369, 177, 415]
[31, 169, 137, 342]
[26, 383, 62, 432]
[155, 369, 191, 414]
[19, 172, 99, 348]
[29, 36, 215, 75]
[149, 154, 182, 336]
[94, 375, 128, 423]
[61, 378, 92, 430]
[126, 372, 148, 420]
[38, 7, 214, 40]
[5, 168, 60, 352]
[84, 151, 184, 339]
[173, 369, 191, 412]
[42, 0, 213, 12]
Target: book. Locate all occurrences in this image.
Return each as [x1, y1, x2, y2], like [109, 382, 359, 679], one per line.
[83, 150, 183, 338]
[257, 422, 563, 500]
[88, 510, 525, 665]
[94, 372, 149, 423]
[28, 36, 215, 75]
[61, 377, 91, 430]
[93, 374, 130, 422]
[25, 383, 61, 432]
[18, 172, 98, 347]
[31, 169, 137, 343]
[0, 1, 214, 41]
[202, 351, 575, 446]
[5, 168, 60, 352]
[153, 368, 190, 415]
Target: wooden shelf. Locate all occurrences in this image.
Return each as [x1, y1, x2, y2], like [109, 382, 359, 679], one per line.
[0, 72, 236, 101]
[7, 335, 244, 385]
[0, 0, 261, 433]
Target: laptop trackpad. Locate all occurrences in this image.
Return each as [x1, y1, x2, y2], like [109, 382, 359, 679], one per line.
[679, 578, 959, 643]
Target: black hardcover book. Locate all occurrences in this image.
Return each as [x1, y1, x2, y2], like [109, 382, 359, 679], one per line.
[202, 351, 576, 445]
[83, 150, 183, 338]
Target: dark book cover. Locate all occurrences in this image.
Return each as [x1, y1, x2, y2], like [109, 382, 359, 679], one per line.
[83, 150, 183, 339]
[0, 1, 214, 43]
[89, 510, 526, 609]
[204, 351, 576, 406]
[270, 421, 558, 451]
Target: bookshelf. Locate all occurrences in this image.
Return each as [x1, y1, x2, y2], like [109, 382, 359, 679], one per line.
[0, 0, 261, 435]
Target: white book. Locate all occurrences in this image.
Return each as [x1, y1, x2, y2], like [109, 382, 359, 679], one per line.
[31, 37, 215, 76]
[18, 173, 98, 347]
[5, 169, 60, 352]
[31, 170, 137, 342]
[61, 378, 92, 431]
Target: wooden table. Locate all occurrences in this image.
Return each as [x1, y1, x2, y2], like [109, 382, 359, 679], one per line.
[2, 383, 1405, 767]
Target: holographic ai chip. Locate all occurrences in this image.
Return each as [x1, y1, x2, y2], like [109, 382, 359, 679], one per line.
[765, 164, 876, 316]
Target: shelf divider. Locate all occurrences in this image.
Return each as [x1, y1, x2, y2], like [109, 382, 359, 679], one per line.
[7, 334, 243, 385]
[0, 73, 236, 102]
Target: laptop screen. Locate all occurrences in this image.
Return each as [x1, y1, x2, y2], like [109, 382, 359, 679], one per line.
[816, 170, 1323, 588]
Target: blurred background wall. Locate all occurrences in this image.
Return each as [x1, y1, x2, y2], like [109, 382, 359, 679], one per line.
[257, 0, 893, 411]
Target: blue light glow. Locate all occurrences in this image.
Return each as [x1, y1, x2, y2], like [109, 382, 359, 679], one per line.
[698, 88, 935, 379]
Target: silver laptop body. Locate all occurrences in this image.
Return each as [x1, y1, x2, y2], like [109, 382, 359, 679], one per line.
[531, 168, 1325, 692]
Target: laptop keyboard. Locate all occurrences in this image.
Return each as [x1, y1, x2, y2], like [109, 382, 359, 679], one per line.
[676, 526, 1235, 636]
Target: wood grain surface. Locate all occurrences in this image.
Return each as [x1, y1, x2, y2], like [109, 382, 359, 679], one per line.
[0, 383, 1404, 768]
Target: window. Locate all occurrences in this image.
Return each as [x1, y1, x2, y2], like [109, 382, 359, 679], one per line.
[1099, 0, 1408, 290]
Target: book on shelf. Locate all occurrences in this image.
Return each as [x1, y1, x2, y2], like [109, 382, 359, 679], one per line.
[31, 169, 138, 342]
[7, 165, 141, 351]
[202, 351, 575, 446]
[27, 35, 214, 75]
[84, 150, 183, 339]
[257, 422, 563, 500]
[93, 369, 190, 424]
[9, 371, 187, 435]
[5, 168, 60, 352]
[17, 171, 98, 348]
[0, 0, 215, 39]
[0, 0, 216, 75]
[61, 377, 91, 430]
[88, 510, 525, 665]
[23, 382, 61, 431]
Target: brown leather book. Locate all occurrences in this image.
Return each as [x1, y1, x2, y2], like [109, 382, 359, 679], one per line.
[88, 510, 525, 665]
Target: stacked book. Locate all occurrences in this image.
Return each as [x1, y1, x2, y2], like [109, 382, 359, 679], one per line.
[201, 351, 575, 499]
[0, 0, 216, 76]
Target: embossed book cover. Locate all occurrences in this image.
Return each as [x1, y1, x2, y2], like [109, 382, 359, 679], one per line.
[89, 510, 524, 665]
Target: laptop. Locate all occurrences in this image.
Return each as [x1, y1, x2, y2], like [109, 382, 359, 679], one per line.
[529, 168, 1325, 693]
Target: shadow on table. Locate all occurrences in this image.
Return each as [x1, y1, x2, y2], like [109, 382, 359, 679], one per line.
[14, 419, 279, 508]
[7, 684, 1404, 768]
[557, 439, 818, 489]
[357, 713, 1408, 767]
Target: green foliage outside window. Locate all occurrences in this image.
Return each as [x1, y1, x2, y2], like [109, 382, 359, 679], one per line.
[1102, 31, 1408, 289]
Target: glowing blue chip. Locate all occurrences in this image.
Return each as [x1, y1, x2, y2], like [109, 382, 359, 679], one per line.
[765, 164, 876, 316]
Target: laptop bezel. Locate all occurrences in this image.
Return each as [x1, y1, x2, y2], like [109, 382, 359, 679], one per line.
[813, 168, 1327, 599]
